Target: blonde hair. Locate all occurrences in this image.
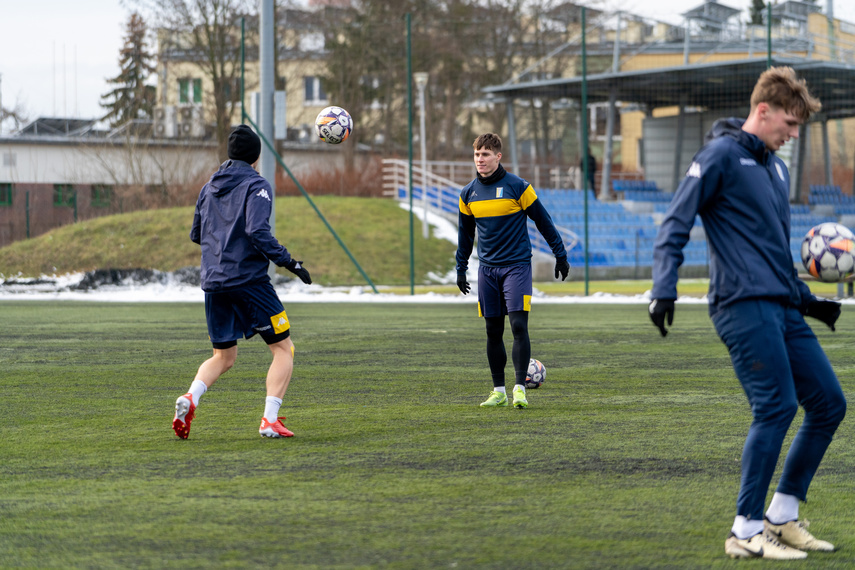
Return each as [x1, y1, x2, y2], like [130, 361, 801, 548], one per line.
[473, 133, 502, 153]
[750, 66, 821, 121]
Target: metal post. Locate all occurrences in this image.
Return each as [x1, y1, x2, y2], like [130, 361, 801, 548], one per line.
[582, 7, 589, 295]
[673, 93, 687, 192]
[406, 13, 414, 295]
[414, 72, 429, 239]
[821, 119, 832, 185]
[506, 97, 519, 174]
[767, 4, 772, 68]
[602, 89, 617, 200]
[793, 123, 808, 202]
[683, 18, 690, 65]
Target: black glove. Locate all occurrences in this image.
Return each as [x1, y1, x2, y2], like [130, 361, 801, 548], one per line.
[805, 298, 841, 331]
[457, 272, 470, 295]
[554, 257, 570, 281]
[287, 260, 312, 285]
[649, 299, 675, 337]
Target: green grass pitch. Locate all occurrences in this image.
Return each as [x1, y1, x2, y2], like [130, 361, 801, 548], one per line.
[1, 301, 854, 568]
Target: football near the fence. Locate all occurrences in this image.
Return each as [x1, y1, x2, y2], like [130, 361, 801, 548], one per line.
[525, 359, 546, 389]
[801, 222, 855, 282]
[315, 106, 352, 144]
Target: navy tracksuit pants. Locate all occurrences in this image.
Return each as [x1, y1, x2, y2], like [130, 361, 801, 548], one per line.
[712, 299, 846, 521]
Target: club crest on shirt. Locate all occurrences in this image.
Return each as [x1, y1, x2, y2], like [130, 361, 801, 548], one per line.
[775, 162, 785, 181]
[496, 187, 503, 198]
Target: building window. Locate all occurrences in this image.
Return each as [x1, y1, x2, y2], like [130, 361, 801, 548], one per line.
[179, 78, 190, 104]
[0, 183, 11, 206]
[193, 78, 202, 103]
[223, 78, 241, 103]
[91, 185, 112, 208]
[54, 184, 76, 207]
[179, 78, 201, 104]
[304, 76, 327, 105]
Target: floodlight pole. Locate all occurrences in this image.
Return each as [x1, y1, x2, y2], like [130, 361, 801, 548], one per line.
[260, 0, 276, 279]
[414, 72, 429, 239]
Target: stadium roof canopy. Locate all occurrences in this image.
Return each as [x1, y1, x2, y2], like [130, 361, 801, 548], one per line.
[483, 57, 855, 121]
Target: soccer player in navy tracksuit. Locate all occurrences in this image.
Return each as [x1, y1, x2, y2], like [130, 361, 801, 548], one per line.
[649, 67, 845, 560]
[172, 125, 313, 440]
[456, 133, 570, 409]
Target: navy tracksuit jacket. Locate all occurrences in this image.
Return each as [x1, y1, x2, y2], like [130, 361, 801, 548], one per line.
[190, 160, 297, 292]
[652, 118, 845, 520]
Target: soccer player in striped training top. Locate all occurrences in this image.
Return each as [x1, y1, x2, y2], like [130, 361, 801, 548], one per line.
[456, 133, 569, 409]
[649, 67, 845, 560]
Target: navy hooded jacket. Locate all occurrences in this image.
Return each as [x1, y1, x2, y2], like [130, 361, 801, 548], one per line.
[651, 118, 814, 316]
[190, 160, 296, 292]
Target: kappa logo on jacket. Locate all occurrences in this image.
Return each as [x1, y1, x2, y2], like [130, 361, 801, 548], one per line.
[256, 189, 271, 201]
[686, 162, 701, 178]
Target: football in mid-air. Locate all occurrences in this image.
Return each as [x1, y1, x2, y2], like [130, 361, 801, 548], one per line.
[801, 222, 855, 282]
[525, 358, 546, 389]
[315, 106, 352, 144]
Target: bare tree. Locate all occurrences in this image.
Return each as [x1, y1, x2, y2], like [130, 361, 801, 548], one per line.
[127, 0, 255, 160]
[0, 100, 28, 134]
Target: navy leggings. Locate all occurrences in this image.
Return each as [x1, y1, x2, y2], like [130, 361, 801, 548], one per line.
[485, 311, 530, 388]
[712, 299, 846, 521]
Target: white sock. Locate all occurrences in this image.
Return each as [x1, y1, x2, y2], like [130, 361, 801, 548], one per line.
[188, 379, 208, 404]
[264, 396, 283, 423]
[766, 492, 799, 524]
[493, 386, 506, 394]
[732, 515, 764, 539]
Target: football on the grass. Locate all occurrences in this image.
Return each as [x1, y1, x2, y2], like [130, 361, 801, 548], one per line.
[315, 106, 352, 144]
[801, 222, 855, 282]
[525, 359, 546, 389]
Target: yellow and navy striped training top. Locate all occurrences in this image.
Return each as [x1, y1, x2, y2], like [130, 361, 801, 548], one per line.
[456, 167, 566, 272]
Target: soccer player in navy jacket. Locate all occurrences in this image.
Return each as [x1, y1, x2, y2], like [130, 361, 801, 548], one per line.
[456, 133, 570, 409]
[650, 67, 845, 560]
[172, 125, 312, 440]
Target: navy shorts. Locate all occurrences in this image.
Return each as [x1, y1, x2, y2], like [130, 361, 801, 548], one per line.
[204, 281, 291, 348]
[477, 263, 532, 318]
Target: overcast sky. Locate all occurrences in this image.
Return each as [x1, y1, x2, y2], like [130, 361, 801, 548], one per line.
[1, 0, 853, 131]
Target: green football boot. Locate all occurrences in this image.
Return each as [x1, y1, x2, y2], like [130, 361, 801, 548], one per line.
[480, 390, 508, 407]
[512, 385, 528, 409]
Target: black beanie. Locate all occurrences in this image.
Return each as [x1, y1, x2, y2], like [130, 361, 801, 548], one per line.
[228, 125, 261, 164]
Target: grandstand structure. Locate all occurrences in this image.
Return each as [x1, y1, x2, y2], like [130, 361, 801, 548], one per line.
[480, 2, 855, 205]
[385, 159, 853, 280]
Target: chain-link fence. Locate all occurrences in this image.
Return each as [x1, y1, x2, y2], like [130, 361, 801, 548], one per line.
[354, 2, 855, 279]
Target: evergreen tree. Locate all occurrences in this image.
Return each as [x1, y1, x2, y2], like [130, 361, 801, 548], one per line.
[101, 12, 156, 127]
[749, 0, 766, 25]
